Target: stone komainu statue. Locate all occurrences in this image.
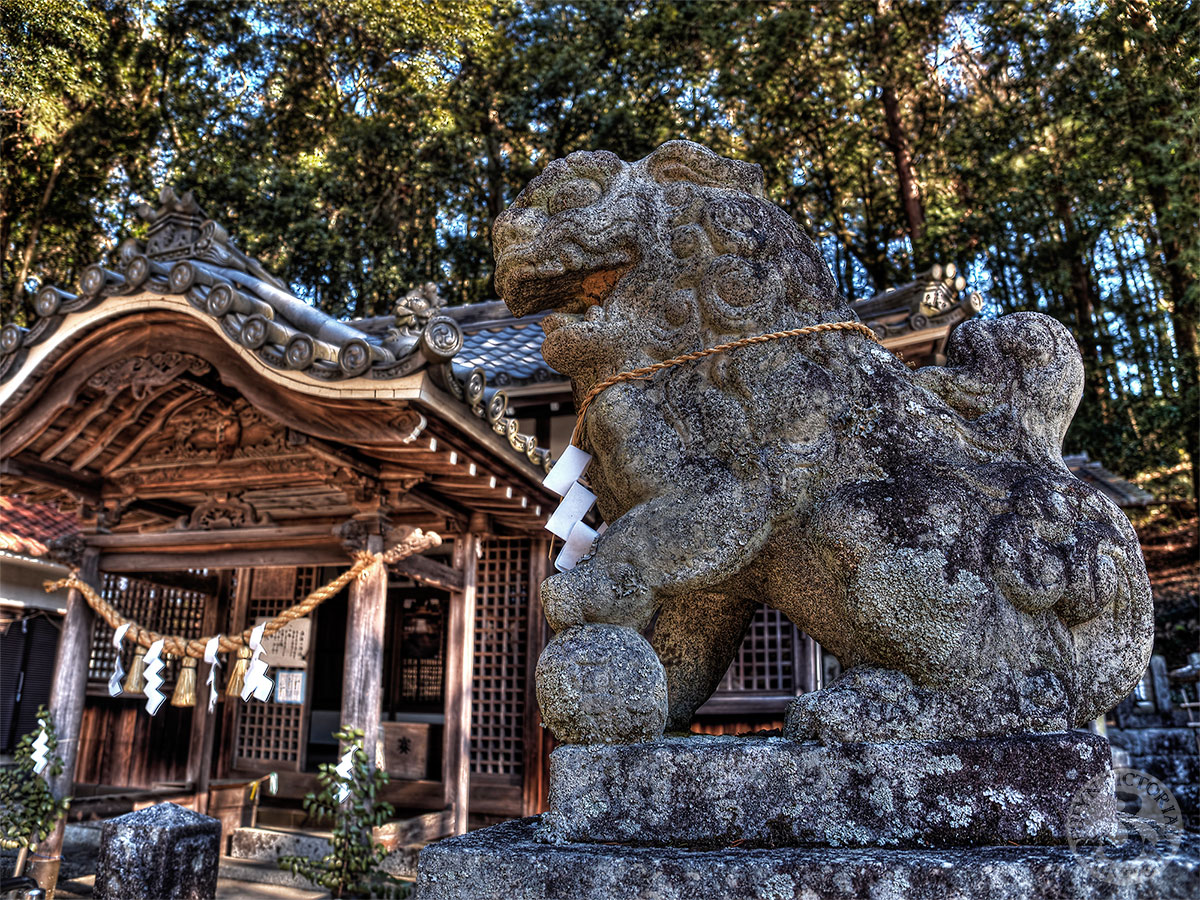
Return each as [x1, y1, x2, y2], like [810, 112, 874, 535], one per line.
[494, 140, 1154, 744]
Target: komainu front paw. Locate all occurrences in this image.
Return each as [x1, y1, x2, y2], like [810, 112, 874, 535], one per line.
[539, 560, 652, 633]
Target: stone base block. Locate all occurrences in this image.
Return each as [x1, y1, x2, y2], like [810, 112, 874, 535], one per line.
[94, 801, 221, 900]
[545, 732, 1113, 848]
[416, 817, 1200, 900]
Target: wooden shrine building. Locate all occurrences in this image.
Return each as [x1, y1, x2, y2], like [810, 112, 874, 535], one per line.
[0, 190, 562, 852]
[0, 187, 1011, 866]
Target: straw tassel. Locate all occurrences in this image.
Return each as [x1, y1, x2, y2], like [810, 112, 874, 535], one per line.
[172, 656, 198, 707]
[123, 645, 147, 694]
[225, 645, 251, 698]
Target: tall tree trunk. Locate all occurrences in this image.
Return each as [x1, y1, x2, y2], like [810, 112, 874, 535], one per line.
[875, 0, 926, 268]
[1147, 187, 1200, 504]
[12, 150, 68, 302]
[880, 81, 925, 255]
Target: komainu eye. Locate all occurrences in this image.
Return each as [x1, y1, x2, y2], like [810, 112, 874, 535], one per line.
[548, 179, 603, 215]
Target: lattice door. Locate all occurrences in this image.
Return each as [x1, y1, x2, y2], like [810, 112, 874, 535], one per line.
[717, 604, 799, 694]
[88, 574, 210, 690]
[470, 538, 530, 779]
[233, 567, 315, 770]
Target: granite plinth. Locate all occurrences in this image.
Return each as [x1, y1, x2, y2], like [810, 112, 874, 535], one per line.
[544, 732, 1114, 849]
[416, 816, 1200, 900]
[94, 802, 221, 900]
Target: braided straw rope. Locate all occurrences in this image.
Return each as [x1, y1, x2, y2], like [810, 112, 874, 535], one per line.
[571, 320, 883, 446]
[43, 529, 442, 659]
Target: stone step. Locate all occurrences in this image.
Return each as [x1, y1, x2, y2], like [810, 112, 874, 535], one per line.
[219, 855, 331, 891]
[229, 825, 332, 863]
[228, 826, 421, 880]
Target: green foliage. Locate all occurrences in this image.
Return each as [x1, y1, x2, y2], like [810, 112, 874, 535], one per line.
[0, 708, 70, 851]
[1, 0, 1196, 499]
[279, 727, 404, 899]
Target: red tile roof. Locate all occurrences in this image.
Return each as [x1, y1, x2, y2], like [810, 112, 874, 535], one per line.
[0, 495, 80, 558]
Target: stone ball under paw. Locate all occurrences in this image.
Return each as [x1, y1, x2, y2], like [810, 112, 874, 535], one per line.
[535, 624, 668, 744]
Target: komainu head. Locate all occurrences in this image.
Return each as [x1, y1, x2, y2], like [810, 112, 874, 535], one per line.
[494, 140, 852, 382]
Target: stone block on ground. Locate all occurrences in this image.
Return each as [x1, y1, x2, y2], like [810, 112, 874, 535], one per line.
[416, 816, 1200, 900]
[544, 732, 1115, 849]
[94, 802, 221, 900]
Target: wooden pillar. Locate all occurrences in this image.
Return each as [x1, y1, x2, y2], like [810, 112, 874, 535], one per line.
[216, 568, 251, 779]
[522, 537, 550, 816]
[34, 547, 99, 893]
[442, 530, 478, 835]
[187, 570, 230, 813]
[341, 533, 387, 767]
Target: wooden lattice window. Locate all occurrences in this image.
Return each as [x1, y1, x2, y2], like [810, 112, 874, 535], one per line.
[234, 567, 314, 769]
[389, 591, 446, 710]
[717, 604, 799, 694]
[88, 574, 210, 688]
[470, 538, 530, 777]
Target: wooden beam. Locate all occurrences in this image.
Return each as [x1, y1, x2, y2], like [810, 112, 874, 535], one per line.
[35, 548, 99, 894]
[71, 383, 179, 471]
[391, 554, 463, 592]
[342, 534, 387, 768]
[87, 524, 338, 548]
[124, 569, 221, 595]
[39, 393, 119, 463]
[442, 532, 478, 835]
[0, 456, 103, 504]
[406, 483, 469, 531]
[100, 547, 352, 572]
[100, 392, 202, 476]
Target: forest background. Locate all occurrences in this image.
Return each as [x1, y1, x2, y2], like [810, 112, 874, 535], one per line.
[2, 0, 1197, 503]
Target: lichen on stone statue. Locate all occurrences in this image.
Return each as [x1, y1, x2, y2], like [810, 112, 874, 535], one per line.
[494, 140, 1154, 745]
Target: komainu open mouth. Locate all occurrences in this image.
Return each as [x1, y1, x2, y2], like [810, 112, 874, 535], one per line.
[496, 246, 631, 318]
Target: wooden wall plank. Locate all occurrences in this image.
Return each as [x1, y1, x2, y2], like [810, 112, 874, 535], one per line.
[442, 531, 478, 834]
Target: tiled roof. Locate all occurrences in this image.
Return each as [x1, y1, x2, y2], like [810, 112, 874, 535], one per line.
[0, 495, 80, 557]
[1063, 454, 1155, 508]
[457, 321, 557, 387]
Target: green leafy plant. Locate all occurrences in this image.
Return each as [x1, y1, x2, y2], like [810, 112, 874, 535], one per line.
[279, 726, 406, 898]
[0, 708, 70, 857]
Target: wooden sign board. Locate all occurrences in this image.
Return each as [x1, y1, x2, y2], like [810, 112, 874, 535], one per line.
[254, 616, 312, 669]
[380, 722, 430, 781]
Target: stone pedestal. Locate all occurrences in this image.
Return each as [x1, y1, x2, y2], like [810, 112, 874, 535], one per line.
[416, 817, 1199, 900]
[544, 732, 1114, 848]
[416, 734, 1200, 900]
[94, 802, 221, 900]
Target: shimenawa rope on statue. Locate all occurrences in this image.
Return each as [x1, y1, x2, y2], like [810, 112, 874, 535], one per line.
[43, 529, 442, 659]
[571, 320, 883, 446]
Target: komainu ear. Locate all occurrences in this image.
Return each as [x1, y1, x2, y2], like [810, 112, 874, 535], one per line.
[643, 141, 764, 198]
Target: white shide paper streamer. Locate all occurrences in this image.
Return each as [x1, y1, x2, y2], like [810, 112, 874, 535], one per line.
[555, 521, 600, 572]
[543, 444, 603, 571]
[143, 638, 167, 716]
[30, 722, 50, 774]
[545, 481, 597, 540]
[240, 623, 273, 702]
[108, 622, 132, 697]
[543, 444, 591, 496]
[204, 635, 222, 713]
[334, 748, 356, 803]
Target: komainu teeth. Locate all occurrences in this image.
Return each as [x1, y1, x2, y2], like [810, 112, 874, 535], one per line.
[537, 260, 567, 276]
